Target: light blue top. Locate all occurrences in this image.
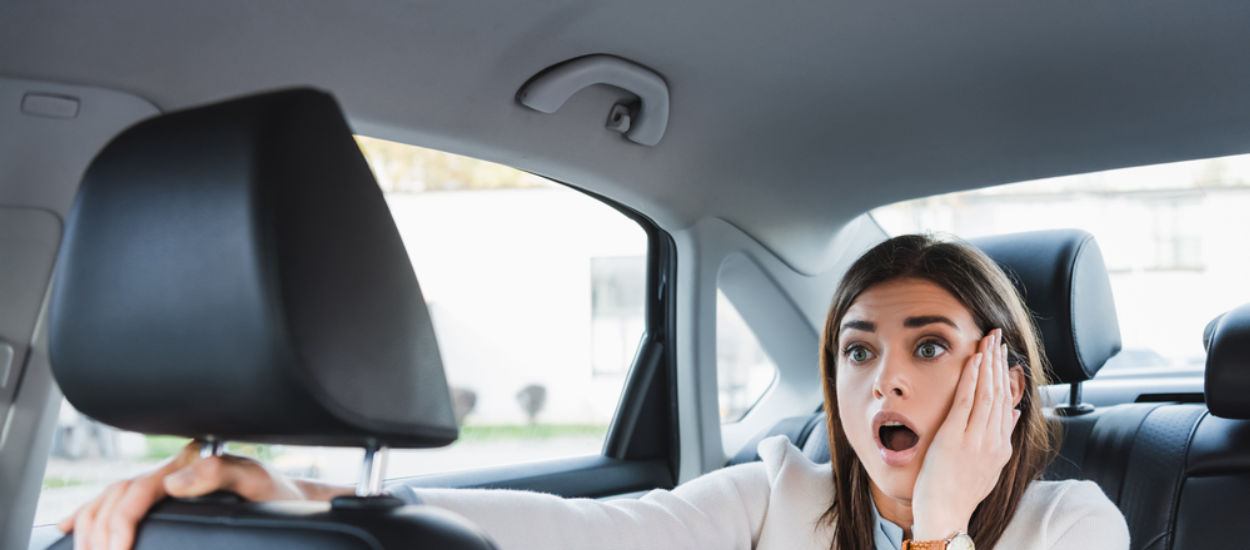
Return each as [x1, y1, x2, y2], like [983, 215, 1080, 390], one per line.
[871, 500, 906, 550]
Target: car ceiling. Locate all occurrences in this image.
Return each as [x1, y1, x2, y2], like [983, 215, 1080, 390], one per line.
[2, 0, 1249, 274]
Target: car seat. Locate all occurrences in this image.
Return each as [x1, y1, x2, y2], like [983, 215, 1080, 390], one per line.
[44, 88, 496, 550]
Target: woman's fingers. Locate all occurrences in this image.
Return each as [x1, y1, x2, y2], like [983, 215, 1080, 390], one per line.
[942, 349, 982, 435]
[88, 481, 128, 550]
[70, 492, 103, 550]
[164, 455, 243, 498]
[56, 500, 80, 533]
[997, 344, 1013, 439]
[164, 454, 280, 501]
[965, 330, 998, 439]
[164, 457, 226, 498]
[988, 340, 1008, 438]
[105, 474, 169, 550]
[985, 342, 1021, 469]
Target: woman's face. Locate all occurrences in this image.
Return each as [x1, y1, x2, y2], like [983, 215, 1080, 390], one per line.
[835, 277, 988, 503]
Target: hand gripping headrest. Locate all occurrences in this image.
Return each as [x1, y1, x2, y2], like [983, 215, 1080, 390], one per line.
[971, 229, 1122, 384]
[48, 88, 458, 448]
[1204, 305, 1250, 419]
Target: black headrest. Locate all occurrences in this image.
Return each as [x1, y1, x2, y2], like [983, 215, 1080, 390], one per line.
[1203, 305, 1250, 419]
[48, 88, 458, 448]
[970, 229, 1122, 384]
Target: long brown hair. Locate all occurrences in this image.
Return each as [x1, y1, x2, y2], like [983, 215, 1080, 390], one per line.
[819, 234, 1057, 549]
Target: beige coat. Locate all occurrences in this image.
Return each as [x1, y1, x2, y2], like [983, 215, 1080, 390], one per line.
[411, 435, 1131, 550]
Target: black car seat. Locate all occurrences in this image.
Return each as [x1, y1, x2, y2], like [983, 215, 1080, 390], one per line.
[1168, 304, 1250, 549]
[45, 89, 495, 549]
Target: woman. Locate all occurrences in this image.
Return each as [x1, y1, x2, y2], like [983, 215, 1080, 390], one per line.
[60, 234, 1129, 550]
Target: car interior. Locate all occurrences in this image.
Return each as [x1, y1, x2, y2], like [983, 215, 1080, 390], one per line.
[2, 2, 1249, 549]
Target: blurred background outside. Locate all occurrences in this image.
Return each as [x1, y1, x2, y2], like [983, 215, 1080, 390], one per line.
[872, 152, 1250, 374]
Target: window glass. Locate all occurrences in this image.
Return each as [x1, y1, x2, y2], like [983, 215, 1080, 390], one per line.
[36, 136, 648, 525]
[871, 153, 1250, 373]
[717, 289, 778, 422]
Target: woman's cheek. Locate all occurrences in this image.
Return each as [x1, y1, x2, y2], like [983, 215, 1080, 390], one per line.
[833, 368, 866, 416]
[918, 357, 967, 434]
[835, 369, 873, 450]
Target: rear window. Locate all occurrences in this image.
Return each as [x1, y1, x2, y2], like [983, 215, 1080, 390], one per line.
[36, 136, 648, 525]
[872, 152, 1250, 373]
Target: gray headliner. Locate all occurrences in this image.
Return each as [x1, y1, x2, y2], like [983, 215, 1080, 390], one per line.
[2, 0, 1249, 273]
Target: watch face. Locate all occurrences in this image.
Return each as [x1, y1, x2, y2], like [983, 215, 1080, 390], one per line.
[948, 533, 975, 550]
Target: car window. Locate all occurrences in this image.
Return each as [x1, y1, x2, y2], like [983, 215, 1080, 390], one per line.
[35, 136, 648, 525]
[872, 152, 1250, 374]
[717, 289, 778, 423]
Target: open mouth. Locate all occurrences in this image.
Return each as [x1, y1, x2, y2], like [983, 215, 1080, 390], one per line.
[878, 422, 919, 452]
[871, 411, 922, 467]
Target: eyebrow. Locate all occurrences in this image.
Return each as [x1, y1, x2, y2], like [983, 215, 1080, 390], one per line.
[840, 320, 876, 333]
[903, 315, 959, 329]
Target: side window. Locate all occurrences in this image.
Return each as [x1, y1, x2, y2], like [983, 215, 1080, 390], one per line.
[36, 136, 648, 525]
[376, 135, 648, 475]
[717, 289, 778, 423]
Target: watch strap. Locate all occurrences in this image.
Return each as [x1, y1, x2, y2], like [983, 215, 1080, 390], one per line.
[904, 531, 973, 550]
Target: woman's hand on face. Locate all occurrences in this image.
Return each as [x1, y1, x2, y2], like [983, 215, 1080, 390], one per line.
[910, 329, 1020, 541]
[56, 441, 317, 550]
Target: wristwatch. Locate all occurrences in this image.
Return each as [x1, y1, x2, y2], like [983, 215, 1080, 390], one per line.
[902, 532, 974, 550]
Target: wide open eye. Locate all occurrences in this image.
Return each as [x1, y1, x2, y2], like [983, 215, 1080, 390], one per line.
[916, 340, 947, 359]
[845, 344, 875, 363]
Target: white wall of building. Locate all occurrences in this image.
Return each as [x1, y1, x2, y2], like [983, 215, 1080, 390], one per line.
[385, 188, 647, 425]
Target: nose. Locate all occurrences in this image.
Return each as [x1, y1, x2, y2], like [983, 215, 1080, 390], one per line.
[871, 351, 910, 399]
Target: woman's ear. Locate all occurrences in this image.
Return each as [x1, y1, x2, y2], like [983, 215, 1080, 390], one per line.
[1008, 365, 1025, 407]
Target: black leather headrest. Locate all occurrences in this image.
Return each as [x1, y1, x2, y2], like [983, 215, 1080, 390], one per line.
[49, 88, 458, 448]
[1203, 305, 1250, 419]
[971, 229, 1122, 384]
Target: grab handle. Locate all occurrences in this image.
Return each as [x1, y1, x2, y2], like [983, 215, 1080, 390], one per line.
[517, 54, 670, 146]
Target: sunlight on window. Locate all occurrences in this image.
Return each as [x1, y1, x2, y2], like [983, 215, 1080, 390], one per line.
[872, 153, 1250, 372]
[717, 290, 778, 423]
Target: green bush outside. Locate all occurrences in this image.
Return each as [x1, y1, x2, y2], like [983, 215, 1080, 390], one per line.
[457, 424, 607, 442]
[41, 476, 86, 490]
[143, 436, 192, 460]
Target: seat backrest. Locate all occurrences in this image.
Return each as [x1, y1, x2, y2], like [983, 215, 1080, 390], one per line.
[1054, 306, 1250, 550]
[46, 88, 494, 550]
[1168, 304, 1250, 549]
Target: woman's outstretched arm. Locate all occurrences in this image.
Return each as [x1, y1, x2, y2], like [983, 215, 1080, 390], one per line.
[399, 464, 770, 550]
[58, 441, 772, 550]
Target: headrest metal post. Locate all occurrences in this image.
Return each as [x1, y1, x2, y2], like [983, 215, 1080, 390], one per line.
[1054, 382, 1095, 416]
[199, 437, 224, 459]
[357, 441, 389, 497]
